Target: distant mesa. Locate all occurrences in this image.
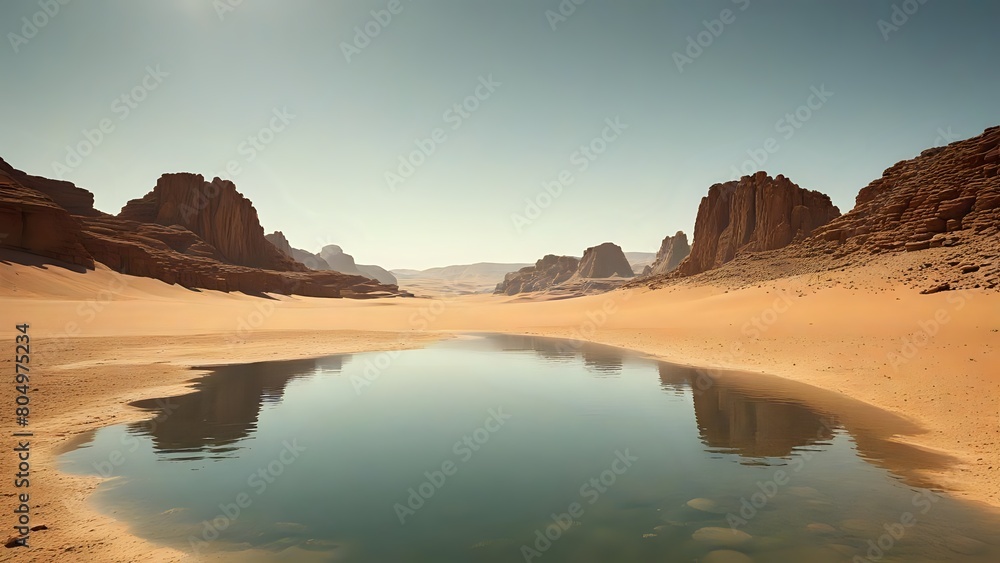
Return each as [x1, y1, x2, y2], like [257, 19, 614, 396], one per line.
[642, 231, 690, 277]
[577, 242, 636, 278]
[495, 254, 580, 296]
[355, 263, 397, 286]
[318, 244, 397, 286]
[675, 171, 840, 277]
[263, 233, 397, 285]
[624, 251, 657, 274]
[495, 242, 634, 296]
[0, 161, 408, 298]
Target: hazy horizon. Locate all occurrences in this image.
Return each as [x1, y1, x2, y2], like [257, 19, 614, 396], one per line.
[2, 1, 998, 269]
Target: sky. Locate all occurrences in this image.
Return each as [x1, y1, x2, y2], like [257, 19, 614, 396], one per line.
[1, 0, 998, 270]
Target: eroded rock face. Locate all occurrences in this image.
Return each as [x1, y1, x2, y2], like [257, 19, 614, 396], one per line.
[577, 242, 635, 279]
[0, 157, 98, 216]
[266, 231, 332, 270]
[268, 236, 397, 284]
[676, 172, 840, 276]
[355, 263, 397, 286]
[811, 125, 1000, 252]
[494, 255, 580, 295]
[0, 170, 94, 268]
[119, 174, 302, 271]
[1, 160, 408, 298]
[318, 245, 361, 275]
[643, 231, 690, 276]
[265, 231, 295, 258]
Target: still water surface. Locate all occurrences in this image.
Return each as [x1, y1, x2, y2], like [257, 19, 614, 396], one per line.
[60, 334, 1000, 562]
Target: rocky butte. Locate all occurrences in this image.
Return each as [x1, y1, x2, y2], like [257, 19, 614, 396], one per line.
[496, 242, 634, 296]
[642, 231, 690, 277]
[675, 172, 841, 276]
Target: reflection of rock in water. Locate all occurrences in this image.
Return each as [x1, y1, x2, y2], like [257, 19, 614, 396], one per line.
[658, 363, 835, 458]
[128, 355, 350, 458]
[581, 348, 623, 376]
[524, 337, 579, 363]
[483, 334, 625, 375]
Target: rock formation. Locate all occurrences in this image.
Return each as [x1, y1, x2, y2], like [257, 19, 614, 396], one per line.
[811, 125, 1000, 252]
[0, 168, 94, 268]
[633, 126, 1000, 292]
[119, 174, 300, 271]
[675, 172, 840, 276]
[0, 160, 408, 298]
[264, 230, 295, 259]
[495, 242, 637, 295]
[577, 242, 635, 279]
[0, 157, 98, 216]
[495, 255, 580, 295]
[319, 244, 397, 285]
[265, 231, 333, 271]
[319, 245, 360, 275]
[355, 264, 397, 286]
[643, 231, 690, 276]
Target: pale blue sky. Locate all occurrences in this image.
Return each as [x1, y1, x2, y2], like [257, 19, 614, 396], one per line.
[1, 1, 997, 269]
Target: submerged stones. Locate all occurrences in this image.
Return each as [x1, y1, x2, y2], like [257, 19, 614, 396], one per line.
[692, 526, 753, 547]
[686, 497, 724, 514]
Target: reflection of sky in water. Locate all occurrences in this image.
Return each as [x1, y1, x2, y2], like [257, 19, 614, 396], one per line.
[60, 335, 1000, 562]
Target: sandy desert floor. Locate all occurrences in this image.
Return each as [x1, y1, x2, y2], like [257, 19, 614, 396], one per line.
[0, 259, 998, 562]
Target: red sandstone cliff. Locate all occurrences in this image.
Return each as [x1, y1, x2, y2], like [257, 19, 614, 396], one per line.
[676, 172, 840, 276]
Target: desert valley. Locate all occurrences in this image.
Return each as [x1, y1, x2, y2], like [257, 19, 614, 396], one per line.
[2, 2, 1000, 562]
[2, 125, 999, 562]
